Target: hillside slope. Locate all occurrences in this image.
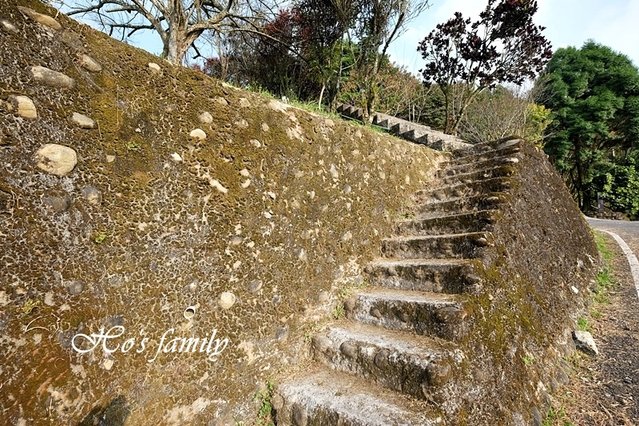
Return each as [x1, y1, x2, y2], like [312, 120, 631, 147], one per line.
[0, 1, 443, 424]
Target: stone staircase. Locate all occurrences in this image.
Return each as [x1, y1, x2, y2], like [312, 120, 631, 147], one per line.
[336, 104, 471, 152]
[274, 138, 523, 425]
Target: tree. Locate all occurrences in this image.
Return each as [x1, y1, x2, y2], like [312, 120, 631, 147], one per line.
[540, 41, 639, 212]
[457, 85, 551, 145]
[352, 0, 430, 120]
[417, 0, 552, 135]
[67, 0, 279, 64]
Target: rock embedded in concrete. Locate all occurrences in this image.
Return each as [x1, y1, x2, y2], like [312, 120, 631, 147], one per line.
[239, 98, 251, 108]
[72, 112, 95, 129]
[148, 62, 161, 73]
[81, 186, 101, 205]
[0, 19, 18, 34]
[11, 95, 37, 119]
[198, 111, 213, 124]
[573, 330, 599, 356]
[189, 128, 207, 140]
[65, 280, 84, 295]
[35, 144, 78, 176]
[218, 292, 236, 310]
[213, 96, 228, 106]
[78, 54, 102, 72]
[235, 119, 249, 129]
[30, 66, 75, 89]
[17, 6, 62, 31]
[247, 280, 262, 293]
[42, 194, 71, 213]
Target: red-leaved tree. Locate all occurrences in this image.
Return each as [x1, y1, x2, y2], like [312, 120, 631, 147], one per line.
[418, 0, 552, 135]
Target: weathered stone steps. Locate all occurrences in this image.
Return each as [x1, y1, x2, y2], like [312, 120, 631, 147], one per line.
[440, 164, 516, 186]
[439, 154, 521, 177]
[345, 289, 466, 341]
[274, 369, 443, 426]
[414, 177, 512, 204]
[311, 323, 458, 401]
[366, 258, 479, 293]
[451, 138, 521, 157]
[396, 210, 497, 236]
[416, 193, 507, 218]
[381, 232, 490, 259]
[446, 143, 522, 167]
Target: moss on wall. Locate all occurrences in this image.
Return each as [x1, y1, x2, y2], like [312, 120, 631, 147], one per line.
[455, 141, 598, 424]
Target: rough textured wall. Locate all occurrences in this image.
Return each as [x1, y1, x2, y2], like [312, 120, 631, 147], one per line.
[0, 1, 442, 424]
[461, 140, 599, 424]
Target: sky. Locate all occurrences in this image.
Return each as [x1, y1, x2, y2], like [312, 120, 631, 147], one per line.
[62, 0, 639, 75]
[389, 0, 639, 75]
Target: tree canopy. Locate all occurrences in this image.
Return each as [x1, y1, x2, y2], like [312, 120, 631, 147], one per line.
[418, 0, 551, 134]
[67, 0, 279, 64]
[540, 41, 639, 214]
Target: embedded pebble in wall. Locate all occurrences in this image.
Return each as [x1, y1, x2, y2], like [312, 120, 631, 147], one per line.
[0, 19, 18, 34]
[229, 236, 243, 246]
[10, 95, 37, 119]
[35, 144, 78, 176]
[72, 112, 95, 129]
[235, 119, 249, 129]
[17, 6, 62, 31]
[42, 194, 71, 213]
[65, 280, 84, 295]
[261, 123, 270, 132]
[329, 164, 339, 180]
[247, 280, 262, 293]
[239, 98, 251, 108]
[218, 292, 236, 310]
[213, 96, 228, 106]
[106, 154, 116, 163]
[148, 62, 162, 73]
[78, 54, 102, 73]
[198, 111, 213, 124]
[190, 129, 207, 140]
[81, 186, 101, 205]
[170, 152, 183, 163]
[30, 66, 75, 89]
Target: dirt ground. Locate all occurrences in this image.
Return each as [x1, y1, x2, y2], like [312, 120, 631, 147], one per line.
[547, 234, 639, 425]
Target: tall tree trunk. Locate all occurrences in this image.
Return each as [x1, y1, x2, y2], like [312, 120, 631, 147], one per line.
[318, 82, 326, 109]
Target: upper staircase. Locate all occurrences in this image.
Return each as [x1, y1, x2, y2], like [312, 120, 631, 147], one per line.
[336, 104, 472, 152]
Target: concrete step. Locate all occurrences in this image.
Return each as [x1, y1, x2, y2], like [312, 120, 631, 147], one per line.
[439, 154, 521, 178]
[275, 369, 443, 426]
[399, 128, 422, 142]
[345, 289, 467, 341]
[390, 122, 412, 136]
[365, 258, 480, 294]
[440, 165, 516, 186]
[311, 323, 461, 401]
[415, 177, 513, 204]
[381, 232, 490, 260]
[452, 137, 521, 157]
[396, 210, 497, 236]
[416, 193, 507, 218]
[449, 140, 522, 166]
